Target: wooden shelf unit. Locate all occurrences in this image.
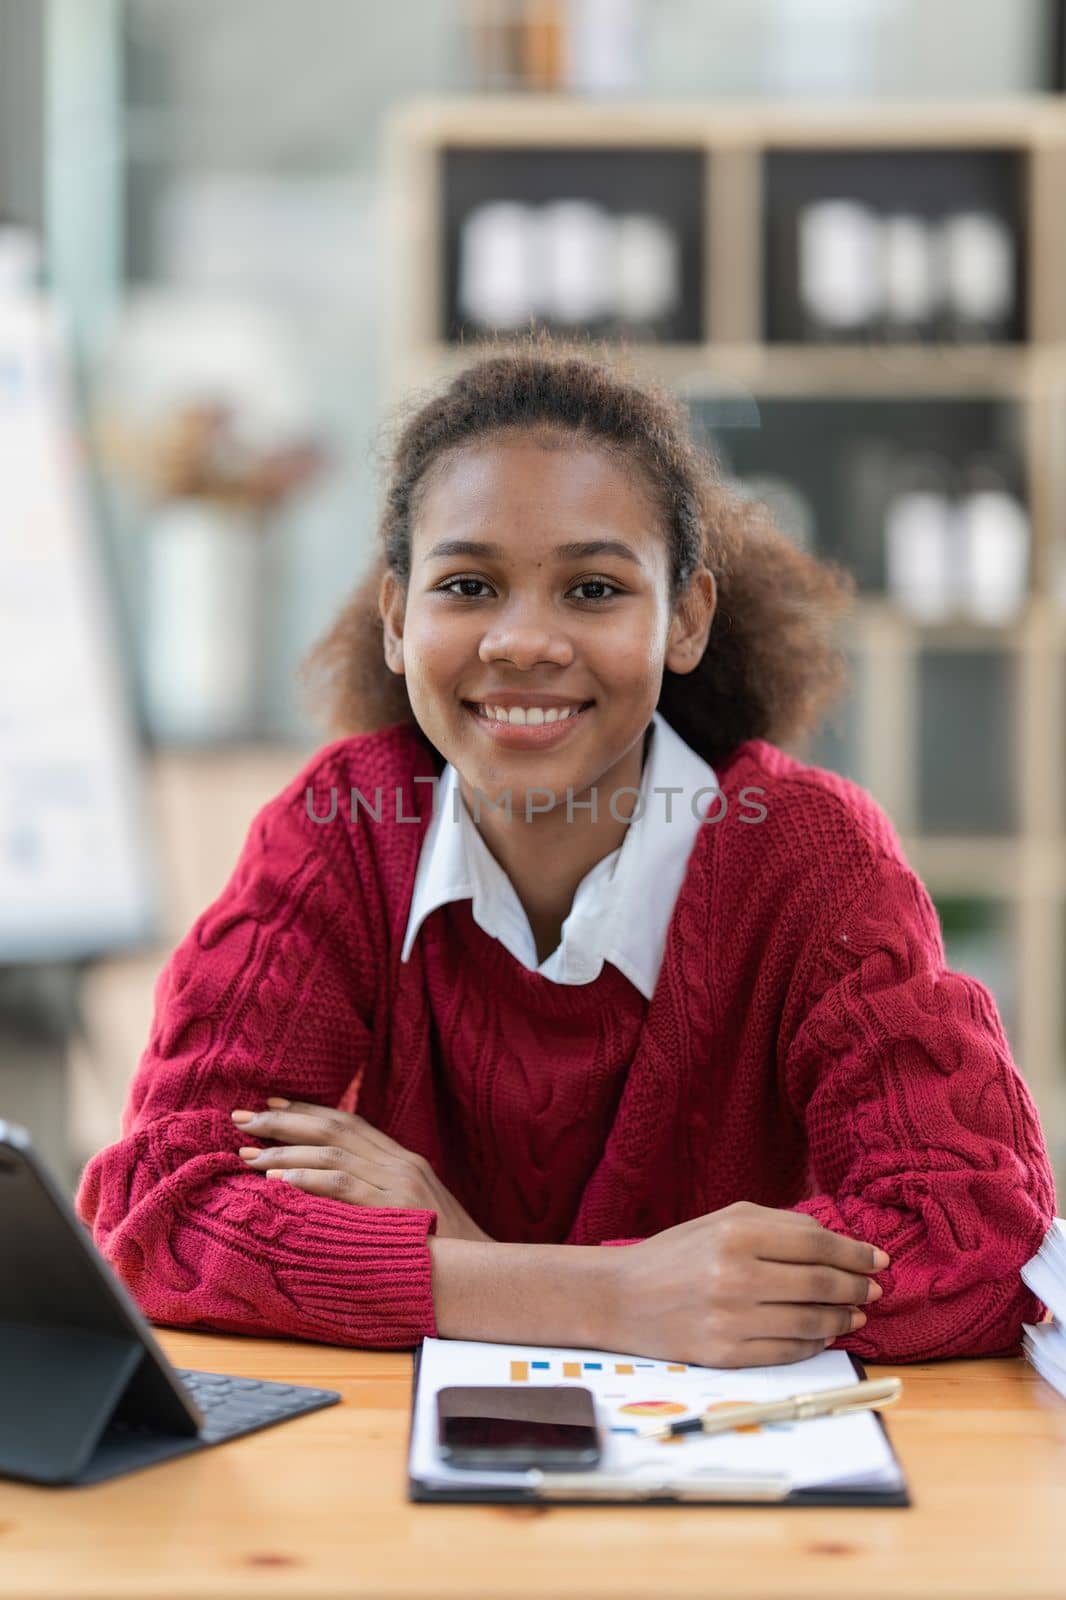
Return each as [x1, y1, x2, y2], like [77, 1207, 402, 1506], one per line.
[383, 97, 1066, 1189]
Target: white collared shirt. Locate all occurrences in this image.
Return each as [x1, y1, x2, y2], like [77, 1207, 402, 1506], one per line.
[399, 709, 719, 999]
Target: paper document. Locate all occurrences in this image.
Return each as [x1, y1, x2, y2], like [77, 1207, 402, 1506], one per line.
[1021, 1217, 1066, 1325]
[409, 1337, 904, 1496]
[1021, 1217, 1066, 1399]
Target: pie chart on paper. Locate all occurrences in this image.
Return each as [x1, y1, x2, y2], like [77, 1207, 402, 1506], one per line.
[617, 1400, 688, 1418]
[618, 1398, 777, 1435]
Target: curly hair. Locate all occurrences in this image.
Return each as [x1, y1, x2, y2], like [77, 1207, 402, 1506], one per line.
[299, 329, 856, 771]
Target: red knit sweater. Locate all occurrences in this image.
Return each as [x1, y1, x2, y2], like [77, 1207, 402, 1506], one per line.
[75, 721, 1055, 1361]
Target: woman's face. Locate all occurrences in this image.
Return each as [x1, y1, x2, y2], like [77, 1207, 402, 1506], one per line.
[380, 432, 713, 810]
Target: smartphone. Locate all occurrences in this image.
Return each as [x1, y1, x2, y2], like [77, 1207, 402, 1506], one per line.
[436, 1384, 601, 1471]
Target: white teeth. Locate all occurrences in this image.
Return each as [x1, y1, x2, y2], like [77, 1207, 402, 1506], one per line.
[475, 703, 584, 725]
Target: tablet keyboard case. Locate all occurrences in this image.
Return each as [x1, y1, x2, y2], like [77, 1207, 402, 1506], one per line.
[0, 1322, 340, 1487]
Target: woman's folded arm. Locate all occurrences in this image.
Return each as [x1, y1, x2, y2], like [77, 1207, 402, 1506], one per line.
[781, 853, 1056, 1362]
[75, 749, 439, 1349]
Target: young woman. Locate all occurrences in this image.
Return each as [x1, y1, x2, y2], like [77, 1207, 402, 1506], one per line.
[76, 335, 1056, 1367]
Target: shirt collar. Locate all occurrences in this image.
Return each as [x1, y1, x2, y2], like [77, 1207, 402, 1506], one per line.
[400, 709, 719, 998]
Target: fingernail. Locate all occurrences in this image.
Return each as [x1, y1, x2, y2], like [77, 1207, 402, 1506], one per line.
[850, 1309, 867, 1329]
[265, 1169, 286, 1179]
[237, 1147, 260, 1159]
[231, 1110, 255, 1124]
[866, 1281, 883, 1302]
[872, 1248, 891, 1268]
[266, 1097, 291, 1109]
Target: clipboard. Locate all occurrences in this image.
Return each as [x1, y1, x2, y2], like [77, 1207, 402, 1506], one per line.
[406, 1342, 911, 1508]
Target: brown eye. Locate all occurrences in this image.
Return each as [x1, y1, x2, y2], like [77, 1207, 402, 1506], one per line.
[438, 577, 492, 598]
[570, 579, 619, 602]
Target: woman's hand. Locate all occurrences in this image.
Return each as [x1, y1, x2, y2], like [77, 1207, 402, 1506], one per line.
[598, 1201, 889, 1368]
[231, 1099, 492, 1243]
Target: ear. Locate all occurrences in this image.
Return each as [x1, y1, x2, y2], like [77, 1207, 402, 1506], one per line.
[664, 566, 716, 676]
[379, 567, 406, 678]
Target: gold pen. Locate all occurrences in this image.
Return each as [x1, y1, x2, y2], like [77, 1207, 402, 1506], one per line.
[638, 1377, 903, 1440]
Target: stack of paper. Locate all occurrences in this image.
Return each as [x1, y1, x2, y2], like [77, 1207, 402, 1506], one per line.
[1020, 1218, 1066, 1395]
[409, 1337, 905, 1499]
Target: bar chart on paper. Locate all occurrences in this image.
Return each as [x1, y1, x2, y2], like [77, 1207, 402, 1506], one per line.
[409, 1338, 906, 1497]
[504, 1354, 796, 1436]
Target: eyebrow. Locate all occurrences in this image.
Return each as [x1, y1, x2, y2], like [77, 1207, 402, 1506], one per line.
[422, 538, 644, 567]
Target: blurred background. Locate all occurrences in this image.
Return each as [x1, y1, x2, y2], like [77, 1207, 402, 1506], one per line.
[2, 0, 1065, 1199]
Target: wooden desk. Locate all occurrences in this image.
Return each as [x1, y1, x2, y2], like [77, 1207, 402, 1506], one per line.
[3, 1330, 1066, 1600]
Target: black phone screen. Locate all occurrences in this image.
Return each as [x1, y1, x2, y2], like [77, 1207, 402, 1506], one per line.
[436, 1384, 601, 1469]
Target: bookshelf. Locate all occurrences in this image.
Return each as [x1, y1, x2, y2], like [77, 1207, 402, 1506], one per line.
[383, 96, 1066, 1189]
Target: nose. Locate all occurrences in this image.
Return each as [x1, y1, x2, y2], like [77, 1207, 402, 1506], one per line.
[478, 602, 576, 671]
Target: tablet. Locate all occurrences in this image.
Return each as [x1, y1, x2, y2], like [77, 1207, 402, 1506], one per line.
[0, 1118, 340, 1486]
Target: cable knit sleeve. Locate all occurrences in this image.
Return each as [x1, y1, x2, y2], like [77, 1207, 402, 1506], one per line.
[782, 851, 1056, 1362]
[74, 748, 438, 1349]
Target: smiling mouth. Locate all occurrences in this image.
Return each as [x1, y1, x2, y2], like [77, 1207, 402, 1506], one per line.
[463, 700, 594, 726]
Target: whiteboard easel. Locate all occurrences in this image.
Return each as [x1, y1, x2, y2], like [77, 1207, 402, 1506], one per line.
[0, 296, 158, 961]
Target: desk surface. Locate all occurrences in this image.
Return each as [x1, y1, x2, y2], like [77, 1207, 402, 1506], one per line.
[3, 1330, 1066, 1600]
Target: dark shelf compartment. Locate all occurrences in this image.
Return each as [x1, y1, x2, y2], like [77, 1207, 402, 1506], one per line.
[440, 145, 706, 343]
[791, 649, 865, 786]
[764, 146, 1029, 344]
[688, 395, 1026, 594]
[918, 650, 1019, 836]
